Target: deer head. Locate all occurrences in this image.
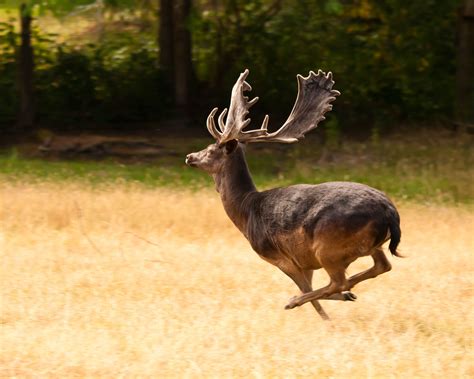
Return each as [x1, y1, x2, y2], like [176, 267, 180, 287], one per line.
[185, 139, 238, 174]
[185, 68, 340, 174]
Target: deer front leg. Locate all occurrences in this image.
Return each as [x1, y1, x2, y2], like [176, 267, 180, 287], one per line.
[285, 267, 349, 310]
[281, 267, 330, 320]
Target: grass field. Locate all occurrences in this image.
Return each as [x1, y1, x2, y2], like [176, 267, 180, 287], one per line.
[1, 182, 473, 377]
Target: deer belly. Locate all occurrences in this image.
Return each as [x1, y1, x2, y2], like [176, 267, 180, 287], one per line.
[251, 227, 322, 270]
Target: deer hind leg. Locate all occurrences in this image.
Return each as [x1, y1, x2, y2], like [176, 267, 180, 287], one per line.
[285, 266, 349, 310]
[324, 291, 358, 301]
[281, 267, 330, 320]
[304, 269, 357, 302]
[347, 248, 392, 290]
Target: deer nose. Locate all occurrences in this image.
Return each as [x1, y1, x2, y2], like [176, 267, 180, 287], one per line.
[185, 154, 195, 166]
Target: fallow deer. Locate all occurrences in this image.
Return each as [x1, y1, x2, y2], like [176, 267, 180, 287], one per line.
[185, 69, 401, 320]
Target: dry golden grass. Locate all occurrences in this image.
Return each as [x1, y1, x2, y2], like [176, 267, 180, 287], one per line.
[1, 183, 473, 378]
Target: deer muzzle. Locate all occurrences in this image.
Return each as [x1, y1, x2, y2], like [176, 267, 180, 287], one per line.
[185, 153, 198, 167]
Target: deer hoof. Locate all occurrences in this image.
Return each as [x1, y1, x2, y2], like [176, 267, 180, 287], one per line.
[285, 296, 300, 309]
[343, 291, 357, 301]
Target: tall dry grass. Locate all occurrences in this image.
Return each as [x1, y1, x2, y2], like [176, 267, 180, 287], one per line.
[1, 183, 473, 377]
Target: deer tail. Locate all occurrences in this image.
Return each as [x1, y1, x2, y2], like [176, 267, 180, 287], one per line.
[388, 209, 402, 257]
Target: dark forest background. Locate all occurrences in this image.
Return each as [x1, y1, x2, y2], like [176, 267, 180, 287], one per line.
[1, 0, 473, 139]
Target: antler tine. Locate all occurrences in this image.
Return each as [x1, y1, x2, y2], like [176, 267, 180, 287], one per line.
[218, 108, 228, 133]
[261, 114, 269, 130]
[234, 114, 271, 142]
[248, 96, 259, 108]
[206, 107, 222, 141]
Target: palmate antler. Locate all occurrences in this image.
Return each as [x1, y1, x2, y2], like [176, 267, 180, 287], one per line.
[207, 69, 340, 144]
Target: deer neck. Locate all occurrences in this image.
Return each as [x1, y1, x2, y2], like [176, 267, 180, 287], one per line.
[213, 146, 257, 233]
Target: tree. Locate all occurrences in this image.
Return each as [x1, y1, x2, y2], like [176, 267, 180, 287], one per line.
[157, 0, 193, 113]
[456, 0, 474, 129]
[18, 3, 35, 129]
[173, 0, 192, 111]
[158, 0, 174, 75]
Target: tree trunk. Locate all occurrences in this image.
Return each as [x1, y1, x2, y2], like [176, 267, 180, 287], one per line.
[18, 3, 35, 129]
[173, 0, 192, 111]
[158, 0, 174, 75]
[456, 0, 474, 129]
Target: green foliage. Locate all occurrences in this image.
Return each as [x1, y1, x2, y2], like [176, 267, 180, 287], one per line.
[0, 17, 170, 124]
[192, 0, 459, 128]
[0, 0, 462, 129]
[324, 117, 341, 149]
[3, 0, 140, 16]
[36, 41, 170, 122]
[0, 18, 17, 123]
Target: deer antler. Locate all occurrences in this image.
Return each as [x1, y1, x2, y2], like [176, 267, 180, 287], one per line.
[207, 69, 268, 144]
[206, 69, 340, 144]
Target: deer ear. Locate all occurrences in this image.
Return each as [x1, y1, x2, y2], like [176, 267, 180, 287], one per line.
[224, 139, 238, 154]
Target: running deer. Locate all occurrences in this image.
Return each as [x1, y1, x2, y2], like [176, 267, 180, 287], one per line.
[185, 69, 401, 320]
